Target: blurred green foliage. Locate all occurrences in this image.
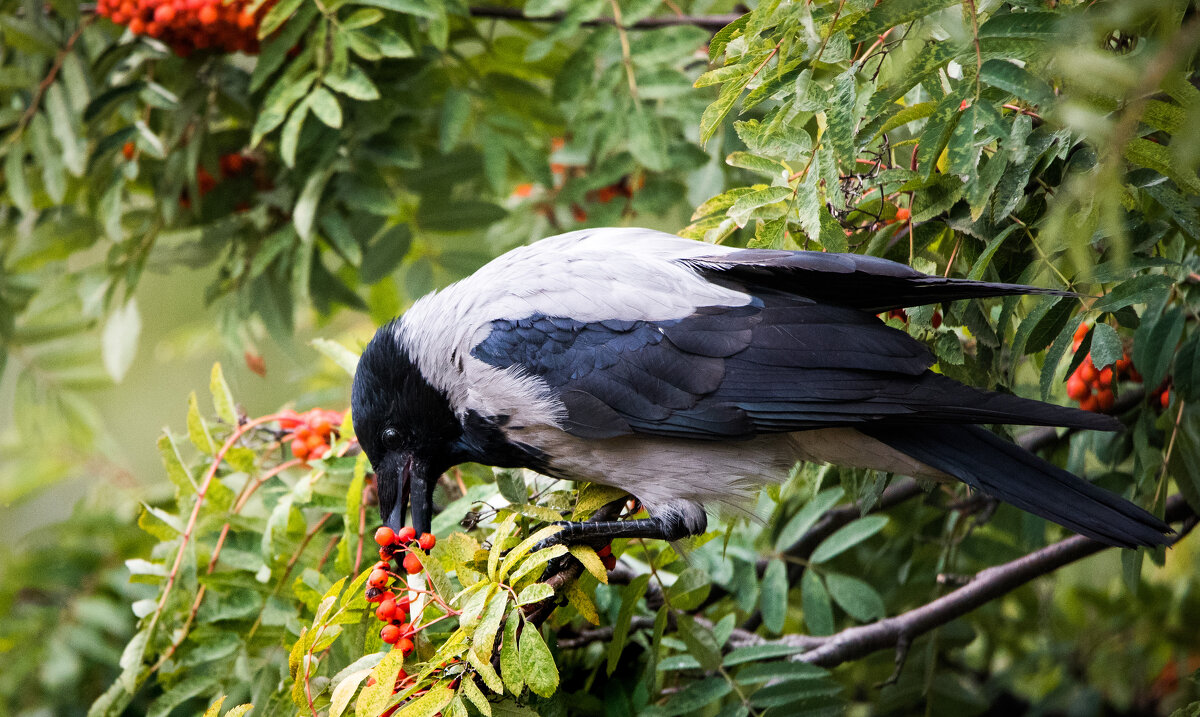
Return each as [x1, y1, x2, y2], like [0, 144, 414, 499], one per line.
[3, 0, 1200, 714]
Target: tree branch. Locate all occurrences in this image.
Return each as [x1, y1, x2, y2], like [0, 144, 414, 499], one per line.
[467, 6, 742, 31]
[724, 493, 1196, 668]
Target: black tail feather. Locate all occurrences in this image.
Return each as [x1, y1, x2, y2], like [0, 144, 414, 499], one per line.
[860, 423, 1171, 548]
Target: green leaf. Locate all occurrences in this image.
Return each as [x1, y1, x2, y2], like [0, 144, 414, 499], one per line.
[608, 573, 651, 674]
[466, 648, 504, 695]
[776, 487, 845, 552]
[325, 64, 381, 101]
[1125, 138, 1200, 195]
[396, 684, 454, 717]
[723, 643, 807, 666]
[1090, 274, 1174, 313]
[330, 668, 373, 717]
[1088, 322, 1123, 370]
[187, 391, 217, 455]
[700, 71, 754, 144]
[734, 661, 829, 684]
[801, 570, 834, 636]
[259, 0, 304, 36]
[847, 0, 959, 39]
[916, 89, 968, 179]
[824, 572, 885, 621]
[515, 583, 554, 606]
[665, 567, 711, 611]
[657, 678, 731, 716]
[501, 610, 524, 695]
[980, 59, 1054, 106]
[1022, 296, 1074, 356]
[439, 89, 471, 154]
[809, 515, 888, 563]
[1174, 332, 1200, 401]
[309, 86, 344, 128]
[826, 68, 857, 170]
[518, 625, 559, 698]
[209, 363, 237, 424]
[1133, 306, 1185, 391]
[416, 200, 507, 232]
[295, 169, 332, 240]
[461, 676, 492, 715]
[101, 298, 141, 384]
[760, 558, 788, 635]
[352, 0, 439, 18]
[729, 186, 792, 227]
[675, 613, 721, 672]
[946, 104, 981, 178]
[252, 72, 316, 147]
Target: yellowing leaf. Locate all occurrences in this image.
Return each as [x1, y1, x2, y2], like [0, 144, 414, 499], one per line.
[518, 625, 559, 698]
[209, 362, 237, 424]
[568, 545, 608, 584]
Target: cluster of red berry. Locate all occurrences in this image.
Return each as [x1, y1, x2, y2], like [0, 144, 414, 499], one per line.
[367, 526, 437, 654]
[596, 543, 616, 571]
[96, 0, 274, 56]
[279, 408, 344, 462]
[1064, 323, 1165, 412]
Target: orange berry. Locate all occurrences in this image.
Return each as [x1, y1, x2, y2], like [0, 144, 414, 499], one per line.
[128, 17, 145, 33]
[1098, 367, 1113, 387]
[237, 8, 255, 28]
[308, 444, 328, 460]
[550, 163, 566, 174]
[1079, 360, 1097, 384]
[1074, 322, 1090, 341]
[380, 624, 401, 644]
[551, 137, 566, 151]
[198, 4, 217, 23]
[290, 438, 309, 460]
[513, 183, 533, 198]
[154, 3, 174, 21]
[368, 568, 389, 588]
[402, 552, 423, 575]
[418, 533, 436, 551]
[375, 526, 396, 546]
[395, 594, 411, 613]
[895, 207, 911, 222]
[396, 637, 414, 655]
[122, 141, 135, 160]
[314, 419, 333, 438]
[305, 432, 324, 450]
[1079, 394, 1098, 412]
[1096, 389, 1115, 411]
[572, 205, 588, 222]
[396, 526, 416, 543]
[1161, 389, 1171, 409]
[1066, 375, 1089, 401]
[376, 599, 397, 622]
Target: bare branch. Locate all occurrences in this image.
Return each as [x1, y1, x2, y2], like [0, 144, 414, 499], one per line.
[467, 6, 742, 31]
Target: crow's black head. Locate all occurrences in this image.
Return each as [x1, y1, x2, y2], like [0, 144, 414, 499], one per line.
[352, 320, 461, 535]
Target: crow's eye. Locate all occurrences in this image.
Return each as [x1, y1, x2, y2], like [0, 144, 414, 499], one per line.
[381, 427, 402, 450]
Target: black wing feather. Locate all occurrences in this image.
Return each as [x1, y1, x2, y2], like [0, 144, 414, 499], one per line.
[683, 249, 1073, 312]
[470, 297, 1116, 441]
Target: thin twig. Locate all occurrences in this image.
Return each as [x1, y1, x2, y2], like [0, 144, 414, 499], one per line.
[3, 15, 95, 149]
[466, 5, 741, 30]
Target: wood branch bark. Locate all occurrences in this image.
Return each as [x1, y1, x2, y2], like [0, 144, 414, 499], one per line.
[467, 6, 742, 30]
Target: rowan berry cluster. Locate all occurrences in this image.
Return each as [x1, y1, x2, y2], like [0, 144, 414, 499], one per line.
[96, 0, 274, 56]
[367, 526, 438, 654]
[278, 408, 344, 462]
[1065, 323, 1159, 412]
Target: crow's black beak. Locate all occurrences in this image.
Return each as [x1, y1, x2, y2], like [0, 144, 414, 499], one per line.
[378, 452, 436, 535]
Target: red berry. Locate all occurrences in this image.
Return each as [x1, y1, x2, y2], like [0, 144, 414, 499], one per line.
[198, 4, 217, 23]
[1066, 375, 1089, 401]
[1079, 360, 1097, 384]
[375, 526, 396, 546]
[290, 438, 309, 460]
[314, 419, 333, 438]
[396, 637, 414, 655]
[418, 533, 436, 551]
[128, 17, 144, 33]
[305, 432, 324, 451]
[396, 526, 416, 543]
[895, 207, 911, 222]
[153, 3, 173, 21]
[596, 544, 612, 558]
[395, 594, 411, 613]
[122, 141, 135, 160]
[1096, 389, 1115, 412]
[380, 624, 400, 644]
[376, 600, 396, 622]
[402, 552, 423, 575]
[1074, 323, 1090, 342]
[1161, 389, 1171, 409]
[931, 310, 942, 329]
[1098, 367, 1113, 387]
[601, 554, 617, 571]
[1079, 394, 1098, 412]
[308, 444, 328, 460]
[368, 569, 389, 588]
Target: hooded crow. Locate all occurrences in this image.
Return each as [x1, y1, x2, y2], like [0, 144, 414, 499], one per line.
[351, 228, 1170, 549]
